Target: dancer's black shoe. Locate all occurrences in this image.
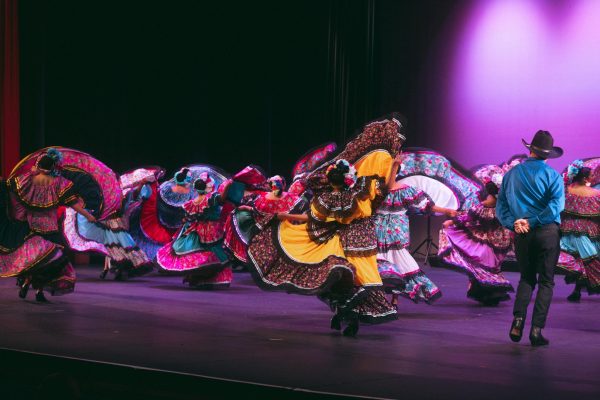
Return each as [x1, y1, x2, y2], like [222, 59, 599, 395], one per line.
[567, 290, 581, 302]
[330, 313, 342, 331]
[529, 326, 549, 347]
[342, 318, 359, 337]
[509, 317, 524, 342]
[99, 269, 108, 280]
[18, 284, 30, 299]
[35, 291, 49, 303]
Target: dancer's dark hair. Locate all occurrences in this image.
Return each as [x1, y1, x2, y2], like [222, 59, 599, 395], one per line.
[37, 155, 57, 171]
[194, 179, 207, 192]
[175, 168, 190, 184]
[573, 167, 591, 184]
[485, 181, 499, 196]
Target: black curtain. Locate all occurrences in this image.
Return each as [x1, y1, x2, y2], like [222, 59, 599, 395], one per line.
[19, 0, 459, 178]
[326, 0, 376, 143]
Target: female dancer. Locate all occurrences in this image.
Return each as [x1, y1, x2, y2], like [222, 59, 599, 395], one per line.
[248, 115, 405, 336]
[557, 160, 600, 301]
[158, 168, 196, 230]
[157, 174, 235, 288]
[376, 158, 455, 307]
[6, 149, 96, 301]
[438, 175, 514, 306]
[83, 176, 155, 280]
[0, 178, 77, 302]
[224, 175, 300, 265]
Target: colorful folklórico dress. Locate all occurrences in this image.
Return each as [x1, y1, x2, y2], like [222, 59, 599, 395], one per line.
[375, 185, 441, 304]
[65, 190, 154, 279]
[438, 204, 514, 304]
[156, 192, 234, 288]
[129, 181, 177, 260]
[3, 174, 78, 294]
[157, 180, 198, 230]
[224, 191, 301, 264]
[129, 165, 231, 260]
[248, 118, 404, 327]
[557, 191, 600, 294]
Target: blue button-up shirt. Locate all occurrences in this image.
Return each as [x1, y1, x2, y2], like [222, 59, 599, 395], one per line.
[496, 157, 565, 230]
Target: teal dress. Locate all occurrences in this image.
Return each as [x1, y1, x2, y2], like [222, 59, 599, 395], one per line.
[557, 190, 600, 294]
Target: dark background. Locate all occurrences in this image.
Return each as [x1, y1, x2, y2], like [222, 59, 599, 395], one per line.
[20, 0, 458, 178]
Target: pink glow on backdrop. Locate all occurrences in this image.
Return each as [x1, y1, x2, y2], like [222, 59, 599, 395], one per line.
[437, 0, 600, 170]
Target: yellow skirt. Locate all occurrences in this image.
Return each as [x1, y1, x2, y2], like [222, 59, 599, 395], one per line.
[278, 220, 382, 286]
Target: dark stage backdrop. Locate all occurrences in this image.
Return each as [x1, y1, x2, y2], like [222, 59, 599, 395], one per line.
[19, 0, 460, 178]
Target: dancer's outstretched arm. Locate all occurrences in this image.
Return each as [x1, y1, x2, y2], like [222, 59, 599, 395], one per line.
[72, 200, 96, 222]
[276, 212, 309, 222]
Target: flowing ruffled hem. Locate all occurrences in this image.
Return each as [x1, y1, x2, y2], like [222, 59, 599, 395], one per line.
[105, 245, 153, 276]
[139, 182, 178, 243]
[349, 289, 398, 324]
[377, 186, 432, 212]
[156, 242, 224, 274]
[558, 251, 600, 293]
[62, 209, 109, 255]
[223, 216, 250, 263]
[0, 235, 62, 277]
[438, 230, 514, 296]
[248, 225, 397, 325]
[247, 225, 356, 296]
[378, 263, 441, 304]
[557, 251, 586, 277]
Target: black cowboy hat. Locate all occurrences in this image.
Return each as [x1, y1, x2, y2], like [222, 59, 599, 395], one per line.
[522, 130, 563, 159]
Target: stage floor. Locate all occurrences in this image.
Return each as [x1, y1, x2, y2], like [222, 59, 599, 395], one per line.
[1, 265, 599, 400]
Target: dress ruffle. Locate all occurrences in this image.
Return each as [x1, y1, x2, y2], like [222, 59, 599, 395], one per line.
[452, 205, 513, 252]
[9, 173, 75, 209]
[311, 176, 385, 221]
[438, 226, 513, 303]
[248, 223, 357, 295]
[558, 191, 600, 293]
[139, 182, 177, 244]
[156, 191, 232, 287]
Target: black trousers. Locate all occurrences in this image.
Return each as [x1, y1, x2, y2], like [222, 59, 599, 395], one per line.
[513, 223, 560, 328]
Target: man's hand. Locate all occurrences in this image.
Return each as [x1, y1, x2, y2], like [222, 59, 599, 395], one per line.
[514, 218, 530, 234]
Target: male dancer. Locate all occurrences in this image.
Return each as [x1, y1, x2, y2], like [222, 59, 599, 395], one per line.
[496, 130, 565, 346]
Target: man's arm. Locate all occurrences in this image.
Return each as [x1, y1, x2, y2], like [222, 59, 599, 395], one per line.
[526, 172, 565, 229]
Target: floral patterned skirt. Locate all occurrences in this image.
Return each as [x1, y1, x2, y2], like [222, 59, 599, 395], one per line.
[558, 234, 600, 294]
[223, 209, 257, 264]
[438, 226, 513, 303]
[377, 248, 441, 304]
[248, 221, 397, 325]
[157, 230, 231, 288]
[0, 235, 76, 295]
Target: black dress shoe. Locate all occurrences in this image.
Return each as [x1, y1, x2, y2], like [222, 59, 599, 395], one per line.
[18, 284, 30, 299]
[99, 269, 108, 279]
[509, 317, 524, 342]
[529, 326, 549, 347]
[330, 314, 342, 331]
[35, 292, 49, 303]
[342, 316, 359, 337]
[567, 290, 581, 302]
